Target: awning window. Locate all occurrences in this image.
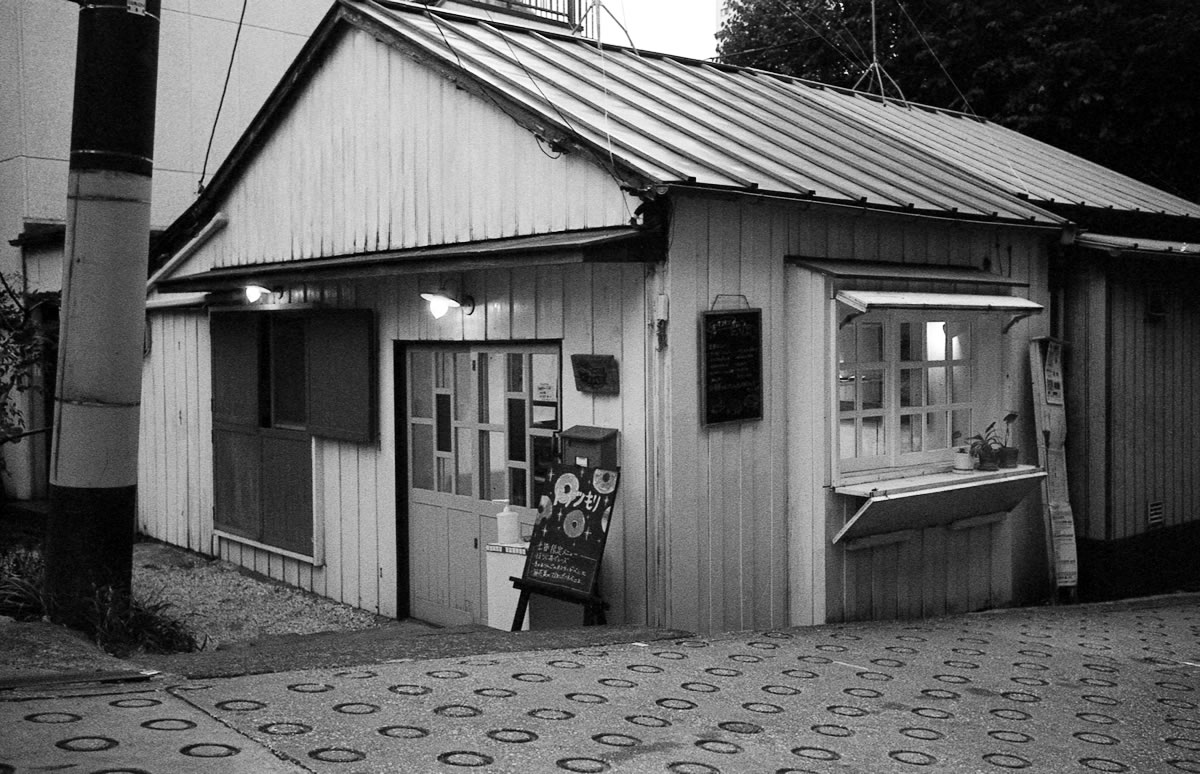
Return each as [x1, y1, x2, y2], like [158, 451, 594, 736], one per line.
[832, 466, 1046, 545]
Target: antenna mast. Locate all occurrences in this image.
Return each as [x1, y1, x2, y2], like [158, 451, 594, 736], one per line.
[852, 0, 906, 102]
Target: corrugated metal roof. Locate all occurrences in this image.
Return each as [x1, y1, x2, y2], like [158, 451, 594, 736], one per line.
[1075, 232, 1200, 257]
[811, 90, 1200, 218]
[349, 0, 1062, 225]
[158, 0, 1199, 264]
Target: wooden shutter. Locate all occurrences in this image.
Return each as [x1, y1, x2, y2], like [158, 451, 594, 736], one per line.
[307, 310, 376, 442]
[210, 312, 261, 426]
[260, 433, 313, 554]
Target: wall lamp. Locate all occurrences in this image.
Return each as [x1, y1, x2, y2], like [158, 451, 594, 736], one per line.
[244, 284, 274, 303]
[420, 287, 474, 319]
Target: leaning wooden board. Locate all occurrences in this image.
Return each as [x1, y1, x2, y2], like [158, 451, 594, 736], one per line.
[1030, 338, 1079, 592]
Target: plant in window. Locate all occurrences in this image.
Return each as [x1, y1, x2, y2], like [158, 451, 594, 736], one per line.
[969, 412, 1019, 471]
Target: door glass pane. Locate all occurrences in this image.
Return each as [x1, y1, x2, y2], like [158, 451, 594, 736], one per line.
[435, 394, 452, 453]
[481, 353, 505, 425]
[437, 458, 453, 493]
[531, 354, 558, 404]
[455, 427, 474, 496]
[454, 353, 473, 422]
[509, 467, 528, 507]
[531, 435, 556, 499]
[481, 431, 506, 500]
[435, 351, 451, 389]
[410, 424, 434, 490]
[532, 403, 557, 430]
[411, 351, 433, 419]
[507, 398, 527, 462]
[507, 353, 524, 393]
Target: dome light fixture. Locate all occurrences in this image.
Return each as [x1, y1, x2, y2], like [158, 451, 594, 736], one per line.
[420, 288, 474, 319]
[244, 284, 272, 303]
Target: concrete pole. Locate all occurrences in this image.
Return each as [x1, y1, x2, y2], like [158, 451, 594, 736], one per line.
[44, 0, 160, 616]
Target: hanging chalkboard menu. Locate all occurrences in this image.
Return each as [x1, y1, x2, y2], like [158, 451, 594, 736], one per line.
[700, 308, 763, 426]
[521, 465, 620, 597]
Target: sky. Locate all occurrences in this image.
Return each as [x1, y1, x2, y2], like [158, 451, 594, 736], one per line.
[596, 0, 723, 60]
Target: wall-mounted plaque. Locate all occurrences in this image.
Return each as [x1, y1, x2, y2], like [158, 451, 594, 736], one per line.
[700, 309, 763, 426]
[570, 354, 619, 395]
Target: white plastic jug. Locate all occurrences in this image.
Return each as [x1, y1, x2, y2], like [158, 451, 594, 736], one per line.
[493, 499, 521, 544]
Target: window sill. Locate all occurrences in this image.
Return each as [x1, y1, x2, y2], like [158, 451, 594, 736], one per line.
[834, 465, 1043, 498]
[214, 530, 322, 566]
[831, 465, 1045, 545]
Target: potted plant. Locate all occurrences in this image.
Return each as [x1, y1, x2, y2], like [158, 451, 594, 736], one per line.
[997, 412, 1019, 468]
[968, 422, 1002, 471]
[951, 431, 974, 473]
[969, 413, 1019, 471]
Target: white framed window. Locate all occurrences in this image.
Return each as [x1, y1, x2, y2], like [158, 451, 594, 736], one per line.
[837, 311, 985, 477]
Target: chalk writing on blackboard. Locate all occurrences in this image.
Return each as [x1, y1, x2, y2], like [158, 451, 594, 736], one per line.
[522, 465, 620, 596]
[700, 309, 763, 426]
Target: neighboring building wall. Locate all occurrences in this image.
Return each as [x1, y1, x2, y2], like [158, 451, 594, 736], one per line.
[1064, 252, 1200, 599]
[660, 193, 1051, 631]
[140, 261, 653, 622]
[0, 0, 330, 273]
[0, 0, 330, 497]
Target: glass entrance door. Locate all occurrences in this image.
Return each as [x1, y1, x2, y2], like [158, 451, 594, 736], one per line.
[406, 345, 560, 626]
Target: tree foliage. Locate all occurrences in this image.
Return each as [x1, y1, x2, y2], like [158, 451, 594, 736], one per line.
[0, 275, 52, 467]
[717, 0, 1200, 202]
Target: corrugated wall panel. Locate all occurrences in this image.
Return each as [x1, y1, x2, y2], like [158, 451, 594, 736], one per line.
[188, 29, 631, 272]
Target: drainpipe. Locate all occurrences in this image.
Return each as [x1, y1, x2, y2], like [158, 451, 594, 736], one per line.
[44, 0, 160, 617]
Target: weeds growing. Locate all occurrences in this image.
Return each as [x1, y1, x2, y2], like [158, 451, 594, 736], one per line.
[0, 545, 198, 657]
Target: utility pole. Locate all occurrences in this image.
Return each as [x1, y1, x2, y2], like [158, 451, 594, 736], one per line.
[44, 0, 160, 620]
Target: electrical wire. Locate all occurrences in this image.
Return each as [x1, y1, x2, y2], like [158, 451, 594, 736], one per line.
[895, 0, 972, 114]
[768, 0, 869, 72]
[426, 5, 634, 220]
[893, 1, 1030, 196]
[197, 0, 248, 194]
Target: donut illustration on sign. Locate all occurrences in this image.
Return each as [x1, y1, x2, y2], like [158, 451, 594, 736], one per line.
[563, 509, 587, 538]
[593, 469, 618, 494]
[554, 472, 580, 505]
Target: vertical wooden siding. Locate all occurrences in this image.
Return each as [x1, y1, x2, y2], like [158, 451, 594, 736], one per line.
[666, 193, 1051, 631]
[138, 311, 213, 555]
[1063, 258, 1109, 541]
[198, 28, 632, 270]
[139, 262, 651, 623]
[1103, 261, 1200, 540]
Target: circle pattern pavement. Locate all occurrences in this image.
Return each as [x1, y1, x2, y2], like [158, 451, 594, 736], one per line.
[4, 602, 1197, 772]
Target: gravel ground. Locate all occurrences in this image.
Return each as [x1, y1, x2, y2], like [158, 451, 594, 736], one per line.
[132, 540, 398, 651]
